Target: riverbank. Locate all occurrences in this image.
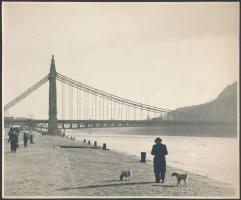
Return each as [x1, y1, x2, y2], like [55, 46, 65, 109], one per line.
[3, 132, 237, 197]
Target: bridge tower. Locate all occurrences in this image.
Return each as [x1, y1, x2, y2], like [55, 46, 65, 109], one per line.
[48, 55, 58, 135]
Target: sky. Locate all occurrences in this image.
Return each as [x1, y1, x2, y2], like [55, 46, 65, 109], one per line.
[2, 2, 239, 119]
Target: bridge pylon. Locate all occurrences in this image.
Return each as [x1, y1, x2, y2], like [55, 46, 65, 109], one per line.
[48, 55, 58, 135]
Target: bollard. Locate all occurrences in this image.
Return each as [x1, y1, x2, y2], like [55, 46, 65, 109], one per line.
[88, 140, 91, 145]
[141, 152, 146, 162]
[83, 139, 86, 143]
[94, 141, 97, 146]
[103, 143, 107, 150]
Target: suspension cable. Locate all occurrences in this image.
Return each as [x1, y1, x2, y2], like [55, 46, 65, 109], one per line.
[4, 74, 49, 111]
[56, 73, 172, 114]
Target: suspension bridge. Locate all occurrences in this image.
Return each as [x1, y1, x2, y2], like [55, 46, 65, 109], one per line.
[4, 55, 233, 135]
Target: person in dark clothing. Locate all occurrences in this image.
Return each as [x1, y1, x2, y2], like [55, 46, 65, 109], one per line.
[29, 134, 34, 144]
[14, 128, 20, 137]
[8, 128, 15, 152]
[23, 132, 28, 147]
[15, 130, 19, 148]
[151, 137, 168, 183]
[10, 132, 18, 154]
[8, 128, 14, 144]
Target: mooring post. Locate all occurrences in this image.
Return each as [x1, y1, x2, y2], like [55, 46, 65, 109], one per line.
[141, 152, 146, 162]
[94, 141, 97, 146]
[103, 143, 107, 150]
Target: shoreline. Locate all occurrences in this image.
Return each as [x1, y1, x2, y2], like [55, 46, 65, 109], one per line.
[102, 147, 237, 188]
[3, 132, 238, 197]
[66, 130, 238, 187]
[72, 136, 236, 187]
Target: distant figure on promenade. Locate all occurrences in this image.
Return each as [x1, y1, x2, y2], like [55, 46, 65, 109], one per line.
[151, 137, 168, 183]
[8, 128, 15, 153]
[14, 127, 20, 137]
[8, 127, 14, 144]
[9, 131, 18, 154]
[29, 134, 34, 144]
[23, 132, 28, 147]
[15, 129, 19, 148]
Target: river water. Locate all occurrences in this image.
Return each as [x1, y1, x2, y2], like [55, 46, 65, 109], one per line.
[66, 127, 239, 188]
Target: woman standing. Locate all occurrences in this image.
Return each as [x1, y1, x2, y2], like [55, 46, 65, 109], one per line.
[151, 137, 168, 183]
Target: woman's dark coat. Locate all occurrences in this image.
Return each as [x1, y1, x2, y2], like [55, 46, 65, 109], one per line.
[151, 143, 168, 174]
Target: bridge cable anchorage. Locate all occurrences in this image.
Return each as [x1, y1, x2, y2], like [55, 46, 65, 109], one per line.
[56, 73, 173, 114]
[4, 74, 49, 111]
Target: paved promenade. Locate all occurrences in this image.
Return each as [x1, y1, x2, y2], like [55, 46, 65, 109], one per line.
[3, 132, 237, 197]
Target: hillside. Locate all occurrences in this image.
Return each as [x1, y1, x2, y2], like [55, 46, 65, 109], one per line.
[168, 82, 238, 122]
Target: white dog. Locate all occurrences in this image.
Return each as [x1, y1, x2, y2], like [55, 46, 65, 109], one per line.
[172, 172, 188, 186]
[120, 169, 132, 181]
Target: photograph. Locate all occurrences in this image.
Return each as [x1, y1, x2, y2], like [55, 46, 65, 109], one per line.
[2, 1, 239, 198]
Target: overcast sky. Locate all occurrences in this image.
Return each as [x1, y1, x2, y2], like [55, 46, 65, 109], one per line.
[3, 2, 239, 119]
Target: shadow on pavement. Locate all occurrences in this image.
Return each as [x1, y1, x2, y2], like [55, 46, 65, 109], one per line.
[152, 184, 176, 187]
[57, 181, 155, 190]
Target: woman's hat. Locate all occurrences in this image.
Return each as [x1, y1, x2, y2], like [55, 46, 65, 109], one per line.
[155, 137, 162, 143]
